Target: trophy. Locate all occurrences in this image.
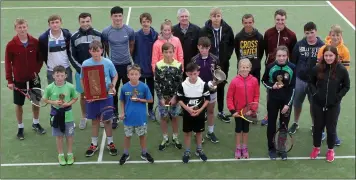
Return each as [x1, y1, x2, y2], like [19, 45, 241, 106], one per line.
[131, 88, 139, 100]
[208, 65, 227, 91]
[276, 75, 284, 88]
[82, 65, 107, 100]
[108, 83, 115, 95]
[59, 93, 65, 103]
[163, 95, 171, 107]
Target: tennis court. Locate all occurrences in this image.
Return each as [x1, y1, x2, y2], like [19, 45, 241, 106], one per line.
[1, 1, 355, 179]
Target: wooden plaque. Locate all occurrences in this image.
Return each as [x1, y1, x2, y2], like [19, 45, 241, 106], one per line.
[82, 65, 107, 100]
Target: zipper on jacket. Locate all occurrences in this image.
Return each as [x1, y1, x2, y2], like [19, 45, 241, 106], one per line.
[323, 65, 331, 111]
[244, 77, 248, 107]
[277, 30, 280, 47]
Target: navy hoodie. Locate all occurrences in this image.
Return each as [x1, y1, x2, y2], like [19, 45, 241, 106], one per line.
[132, 27, 158, 77]
[291, 37, 325, 81]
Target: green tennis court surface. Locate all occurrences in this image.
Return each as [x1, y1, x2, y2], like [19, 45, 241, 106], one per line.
[1, 1, 355, 179]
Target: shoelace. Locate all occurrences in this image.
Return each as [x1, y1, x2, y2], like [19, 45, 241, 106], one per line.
[88, 145, 97, 150]
[108, 143, 116, 149]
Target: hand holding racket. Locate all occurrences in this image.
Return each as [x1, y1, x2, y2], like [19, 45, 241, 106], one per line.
[235, 102, 267, 123]
[9, 79, 47, 107]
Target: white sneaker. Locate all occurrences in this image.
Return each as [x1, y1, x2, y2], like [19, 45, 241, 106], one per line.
[79, 118, 87, 130]
[100, 122, 104, 128]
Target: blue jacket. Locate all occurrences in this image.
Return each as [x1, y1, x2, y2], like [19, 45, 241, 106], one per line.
[38, 28, 73, 67]
[132, 28, 158, 77]
[291, 37, 325, 81]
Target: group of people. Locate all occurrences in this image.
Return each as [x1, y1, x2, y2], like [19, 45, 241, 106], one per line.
[4, 6, 351, 165]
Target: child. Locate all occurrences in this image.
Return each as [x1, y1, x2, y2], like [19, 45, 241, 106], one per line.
[191, 36, 220, 143]
[133, 12, 158, 120]
[177, 62, 210, 163]
[43, 65, 78, 166]
[154, 42, 183, 151]
[80, 40, 118, 157]
[118, 64, 154, 165]
[226, 59, 259, 159]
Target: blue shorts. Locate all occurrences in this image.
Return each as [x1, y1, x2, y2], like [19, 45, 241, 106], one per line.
[75, 73, 84, 93]
[86, 96, 114, 120]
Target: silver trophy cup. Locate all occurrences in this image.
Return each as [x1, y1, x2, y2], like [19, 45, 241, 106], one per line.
[208, 65, 227, 91]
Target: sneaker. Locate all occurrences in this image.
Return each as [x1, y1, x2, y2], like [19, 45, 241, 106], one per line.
[100, 122, 104, 128]
[261, 117, 268, 126]
[17, 128, 24, 140]
[195, 149, 208, 161]
[288, 123, 299, 134]
[58, 154, 66, 166]
[158, 139, 169, 151]
[112, 116, 119, 129]
[85, 143, 98, 157]
[182, 151, 191, 163]
[322, 132, 326, 141]
[107, 142, 118, 156]
[67, 153, 74, 165]
[206, 132, 219, 143]
[280, 151, 287, 160]
[268, 149, 277, 160]
[242, 147, 249, 159]
[32, 123, 46, 134]
[148, 110, 155, 121]
[235, 148, 242, 159]
[310, 147, 320, 159]
[141, 152, 154, 163]
[335, 136, 341, 146]
[218, 112, 231, 123]
[119, 153, 130, 165]
[326, 149, 335, 162]
[79, 118, 87, 130]
[172, 137, 182, 149]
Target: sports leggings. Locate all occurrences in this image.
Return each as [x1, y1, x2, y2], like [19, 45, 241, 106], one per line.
[312, 103, 339, 149]
[267, 98, 291, 150]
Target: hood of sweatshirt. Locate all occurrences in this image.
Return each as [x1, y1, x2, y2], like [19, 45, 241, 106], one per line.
[324, 35, 345, 48]
[183, 76, 205, 88]
[138, 27, 158, 39]
[300, 36, 324, 47]
[238, 28, 259, 38]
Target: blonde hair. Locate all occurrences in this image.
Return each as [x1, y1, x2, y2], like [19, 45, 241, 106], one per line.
[160, 19, 172, 31]
[210, 7, 222, 16]
[238, 58, 252, 69]
[14, 18, 27, 28]
[330, 24, 342, 34]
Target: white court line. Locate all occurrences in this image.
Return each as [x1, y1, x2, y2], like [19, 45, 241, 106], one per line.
[1, 4, 329, 10]
[2, 156, 355, 167]
[326, 1, 355, 30]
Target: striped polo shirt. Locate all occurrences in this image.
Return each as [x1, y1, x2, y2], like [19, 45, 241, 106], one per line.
[47, 30, 70, 71]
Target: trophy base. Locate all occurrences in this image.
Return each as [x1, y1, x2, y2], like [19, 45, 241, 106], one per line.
[164, 104, 170, 107]
[131, 97, 138, 101]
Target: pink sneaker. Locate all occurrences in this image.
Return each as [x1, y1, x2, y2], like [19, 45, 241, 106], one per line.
[326, 149, 335, 162]
[310, 147, 320, 159]
[235, 148, 242, 159]
[242, 147, 249, 159]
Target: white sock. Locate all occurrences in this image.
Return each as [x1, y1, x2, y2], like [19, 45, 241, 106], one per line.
[173, 133, 178, 139]
[67, 153, 73, 155]
[58, 153, 64, 156]
[18, 123, 24, 128]
[91, 137, 98, 146]
[208, 125, 214, 133]
[107, 136, 113, 144]
[163, 134, 168, 141]
[33, 118, 39, 124]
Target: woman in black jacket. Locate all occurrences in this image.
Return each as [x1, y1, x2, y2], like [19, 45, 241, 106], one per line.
[309, 45, 350, 163]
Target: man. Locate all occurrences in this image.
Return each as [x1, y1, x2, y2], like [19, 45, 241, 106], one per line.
[234, 14, 264, 83]
[70, 12, 103, 130]
[289, 22, 325, 135]
[102, 6, 135, 129]
[199, 7, 234, 123]
[172, 8, 201, 75]
[39, 15, 73, 84]
[261, 9, 297, 125]
[5, 18, 46, 140]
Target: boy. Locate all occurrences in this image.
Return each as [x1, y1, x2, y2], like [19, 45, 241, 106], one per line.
[5, 18, 45, 139]
[118, 64, 154, 165]
[177, 62, 210, 163]
[43, 65, 78, 166]
[80, 40, 118, 157]
[132, 12, 158, 120]
[289, 22, 325, 135]
[70, 12, 103, 129]
[154, 42, 183, 151]
[39, 14, 73, 84]
[199, 7, 234, 123]
[191, 37, 219, 143]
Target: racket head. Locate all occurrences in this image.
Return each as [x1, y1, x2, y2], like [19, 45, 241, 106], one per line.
[29, 88, 47, 107]
[153, 105, 161, 124]
[98, 106, 116, 122]
[240, 102, 267, 123]
[273, 128, 294, 153]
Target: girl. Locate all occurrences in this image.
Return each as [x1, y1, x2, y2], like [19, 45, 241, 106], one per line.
[227, 59, 259, 159]
[309, 45, 350, 162]
[261, 46, 296, 160]
[151, 19, 184, 73]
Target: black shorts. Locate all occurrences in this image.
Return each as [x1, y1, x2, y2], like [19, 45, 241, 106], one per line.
[183, 115, 205, 133]
[13, 78, 41, 106]
[235, 117, 250, 133]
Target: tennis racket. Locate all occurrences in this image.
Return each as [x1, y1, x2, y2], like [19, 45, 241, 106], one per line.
[153, 104, 172, 124]
[12, 80, 47, 107]
[273, 109, 294, 153]
[97, 106, 116, 122]
[238, 102, 267, 123]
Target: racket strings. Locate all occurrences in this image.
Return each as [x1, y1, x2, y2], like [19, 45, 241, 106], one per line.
[275, 130, 293, 152]
[29, 89, 44, 105]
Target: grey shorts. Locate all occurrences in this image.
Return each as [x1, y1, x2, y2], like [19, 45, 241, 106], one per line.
[52, 121, 75, 137]
[293, 77, 312, 108]
[124, 124, 147, 137]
